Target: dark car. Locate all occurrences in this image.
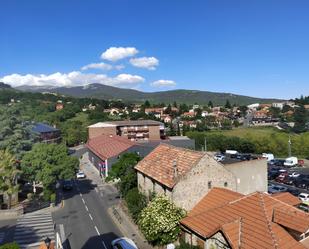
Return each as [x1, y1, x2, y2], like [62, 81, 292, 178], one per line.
[62, 180, 73, 190]
[287, 188, 300, 196]
[282, 176, 295, 185]
[298, 203, 309, 212]
[294, 178, 309, 189]
[268, 171, 280, 180]
[274, 159, 285, 167]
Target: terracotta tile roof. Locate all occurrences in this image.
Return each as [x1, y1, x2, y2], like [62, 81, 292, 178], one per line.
[86, 134, 136, 160]
[134, 144, 205, 188]
[181, 188, 309, 249]
[272, 192, 301, 206]
[188, 187, 244, 217]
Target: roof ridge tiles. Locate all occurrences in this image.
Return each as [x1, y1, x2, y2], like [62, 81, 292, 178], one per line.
[258, 193, 278, 249]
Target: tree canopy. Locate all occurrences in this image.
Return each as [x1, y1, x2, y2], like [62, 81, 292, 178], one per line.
[21, 143, 79, 190]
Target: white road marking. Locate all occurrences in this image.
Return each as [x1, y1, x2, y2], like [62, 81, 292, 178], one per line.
[85, 205, 89, 212]
[95, 187, 98, 193]
[59, 224, 65, 243]
[94, 226, 100, 235]
[89, 214, 93, 220]
[101, 240, 108, 249]
[82, 198, 85, 204]
[79, 193, 82, 197]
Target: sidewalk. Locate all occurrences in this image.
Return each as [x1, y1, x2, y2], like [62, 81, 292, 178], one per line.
[79, 152, 154, 249]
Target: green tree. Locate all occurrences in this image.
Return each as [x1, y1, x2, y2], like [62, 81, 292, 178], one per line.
[208, 101, 213, 108]
[106, 153, 141, 196]
[138, 195, 186, 245]
[293, 105, 309, 133]
[225, 99, 231, 109]
[0, 150, 20, 209]
[125, 188, 147, 221]
[21, 144, 79, 193]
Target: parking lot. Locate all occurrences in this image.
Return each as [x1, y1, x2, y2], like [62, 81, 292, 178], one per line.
[268, 161, 309, 196]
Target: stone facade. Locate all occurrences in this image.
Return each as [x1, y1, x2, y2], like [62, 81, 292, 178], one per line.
[137, 154, 237, 211]
[137, 154, 267, 211]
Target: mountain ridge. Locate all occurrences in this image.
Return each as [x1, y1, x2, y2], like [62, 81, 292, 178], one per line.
[14, 83, 283, 105]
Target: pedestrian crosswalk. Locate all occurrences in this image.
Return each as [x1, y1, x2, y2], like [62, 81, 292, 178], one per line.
[14, 212, 55, 248]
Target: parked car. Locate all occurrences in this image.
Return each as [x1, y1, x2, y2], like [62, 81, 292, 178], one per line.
[287, 188, 300, 196]
[76, 170, 86, 179]
[298, 193, 309, 202]
[214, 154, 225, 162]
[298, 203, 309, 212]
[111, 237, 138, 249]
[275, 172, 288, 183]
[289, 172, 300, 178]
[268, 185, 288, 194]
[284, 157, 298, 167]
[262, 153, 274, 161]
[282, 176, 295, 185]
[62, 180, 73, 190]
[294, 178, 309, 189]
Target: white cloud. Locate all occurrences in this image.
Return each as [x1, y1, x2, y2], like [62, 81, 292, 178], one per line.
[0, 72, 145, 88]
[81, 62, 113, 71]
[129, 57, 159, 70]
[151, 79, 176, 87]
[101, 47, 139, 61]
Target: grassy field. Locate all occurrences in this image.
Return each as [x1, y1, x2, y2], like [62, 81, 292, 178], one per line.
[187, 127, 309, 158]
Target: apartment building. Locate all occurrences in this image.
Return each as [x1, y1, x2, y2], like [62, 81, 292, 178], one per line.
[88, 120, 165, 140]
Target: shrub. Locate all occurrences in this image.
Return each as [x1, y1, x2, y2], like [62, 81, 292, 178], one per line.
[138, 195, 186, 245]
[50, 193, 56, 203]
[43, 189, 53, 202]
[176, 239, 201, 249]
[124, 188, 146, 221]
[0, 242, 20, 249]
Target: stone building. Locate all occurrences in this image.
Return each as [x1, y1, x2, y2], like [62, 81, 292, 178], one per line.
[180, 188, 309, 249]
[135, 144, 267, 211]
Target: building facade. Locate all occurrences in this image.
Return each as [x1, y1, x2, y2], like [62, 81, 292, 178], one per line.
[88, 120, 165, 140]
[135, 144, 267, 211]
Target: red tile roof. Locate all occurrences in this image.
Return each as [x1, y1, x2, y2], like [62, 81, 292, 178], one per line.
[181, 188, 309, 249]
[272, 192, 301, 206]
[86, 134, 136, 160]
[134, 144, 205, 188]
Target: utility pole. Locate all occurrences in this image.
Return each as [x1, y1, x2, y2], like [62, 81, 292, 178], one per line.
[288, 135, 292, 157]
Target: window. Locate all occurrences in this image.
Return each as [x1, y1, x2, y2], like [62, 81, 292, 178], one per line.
[208, 181, 212, 189]
[224, 182, 228, 187]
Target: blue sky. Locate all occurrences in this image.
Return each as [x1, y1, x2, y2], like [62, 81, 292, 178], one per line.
[1, 0, 308, 99]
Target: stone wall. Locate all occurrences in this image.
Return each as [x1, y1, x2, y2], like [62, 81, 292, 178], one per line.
[172, 154, 237, 211]
[224, 158, 267, 194]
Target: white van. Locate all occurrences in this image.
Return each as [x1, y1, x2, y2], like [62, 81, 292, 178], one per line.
[262, 153, 274, 161]
[284, 157, 298, 167]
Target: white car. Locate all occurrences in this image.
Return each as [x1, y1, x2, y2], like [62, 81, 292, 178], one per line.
[298, 193, 309, 202]
[111, 237, 138, 249]
[76, 171, 85, 179]
[214, 154, 225, 162]
[289, 172, 300, 178]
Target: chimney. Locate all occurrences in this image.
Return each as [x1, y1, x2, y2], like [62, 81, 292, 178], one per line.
[173, 160, 178, 179]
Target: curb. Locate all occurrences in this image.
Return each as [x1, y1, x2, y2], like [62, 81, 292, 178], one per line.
[107, 205, 153, 249]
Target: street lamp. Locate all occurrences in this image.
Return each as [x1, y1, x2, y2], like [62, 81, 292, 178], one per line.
[44, 237, 51, 249]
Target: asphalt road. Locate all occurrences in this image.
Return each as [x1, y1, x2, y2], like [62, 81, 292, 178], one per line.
[52, 178, 122, 249]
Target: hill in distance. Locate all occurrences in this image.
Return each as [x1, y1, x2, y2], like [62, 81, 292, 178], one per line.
[15, 83, 283, 106]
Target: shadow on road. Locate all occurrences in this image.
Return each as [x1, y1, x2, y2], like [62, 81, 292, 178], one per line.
[81, 232, 118, 249]
[61, 179, 97, 201]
